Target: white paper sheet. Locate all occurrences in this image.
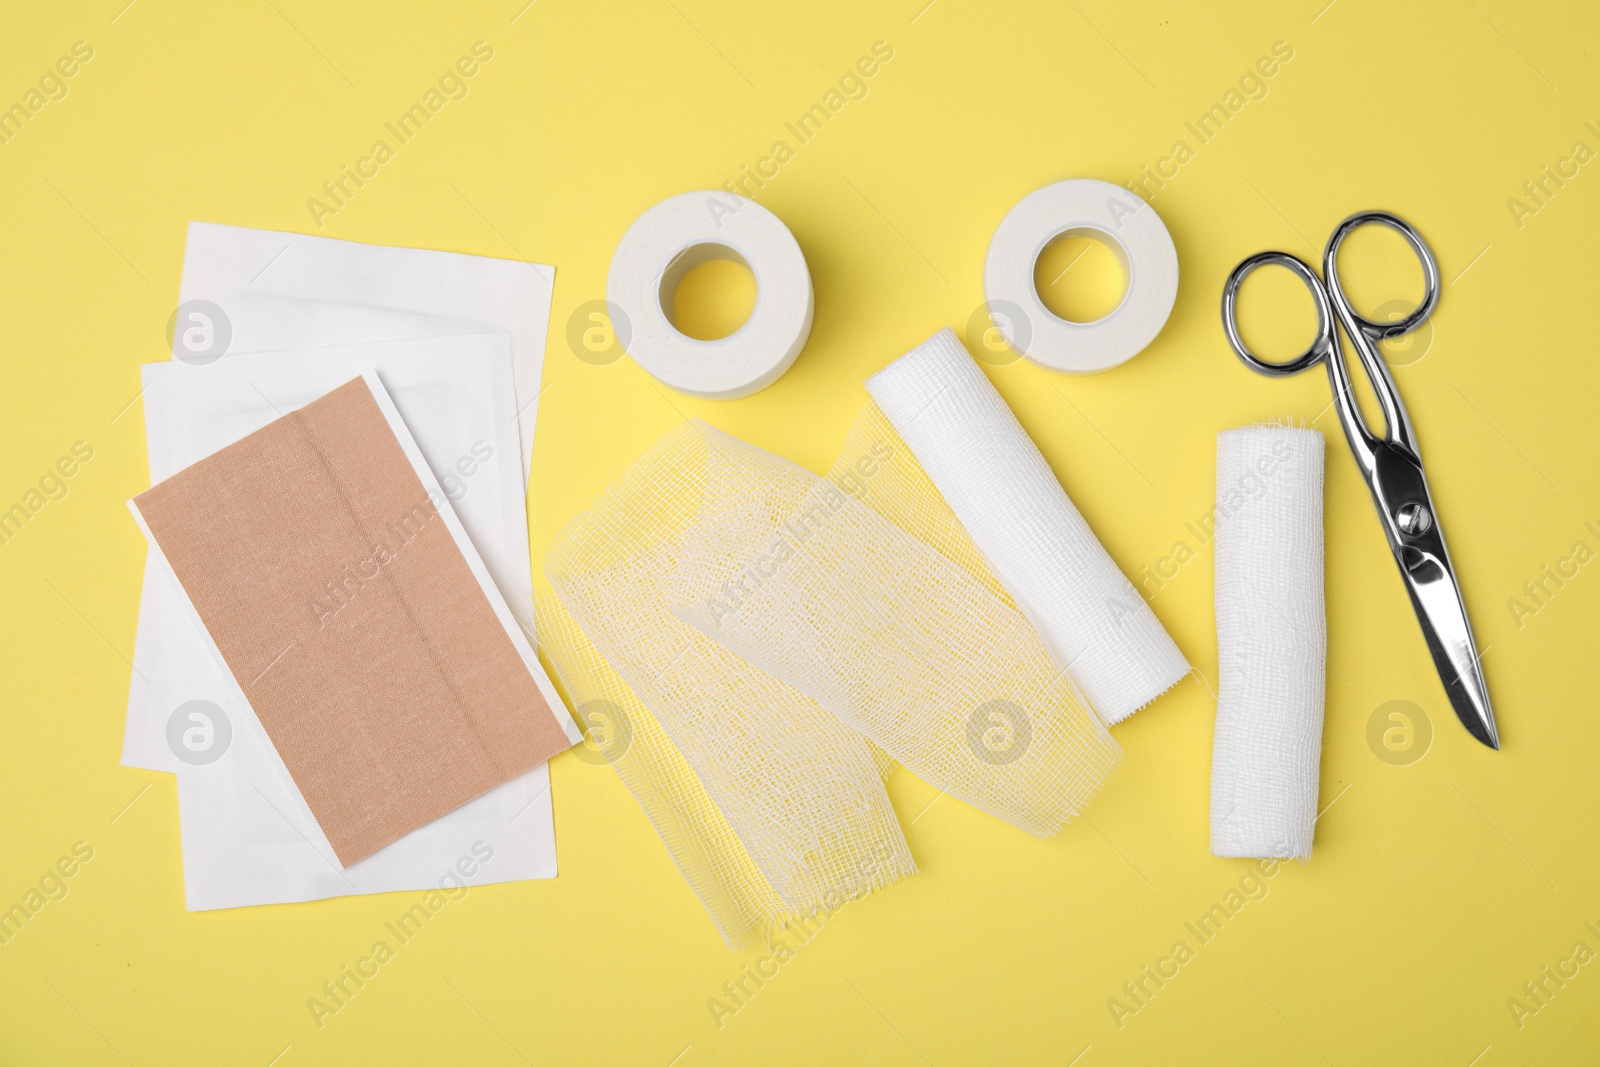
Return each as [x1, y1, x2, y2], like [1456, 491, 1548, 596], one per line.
[137, 338, 566, 909]
[125, 222, 557, 772]
[178, 221, 553, 477]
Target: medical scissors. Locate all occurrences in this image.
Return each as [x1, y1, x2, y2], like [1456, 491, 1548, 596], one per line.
[1220, 211, 1499, 750]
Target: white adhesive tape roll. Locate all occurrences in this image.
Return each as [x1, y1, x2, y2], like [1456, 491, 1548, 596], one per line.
[608, 191, 814, 399]
[983, 178, 1178, 373]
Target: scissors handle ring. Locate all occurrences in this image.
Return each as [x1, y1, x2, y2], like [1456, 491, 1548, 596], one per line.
[1220, 250, 1334, 377]
[1324, 211, 1441, 340]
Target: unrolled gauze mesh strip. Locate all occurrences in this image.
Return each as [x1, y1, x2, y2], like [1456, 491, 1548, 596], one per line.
[1210, 424, 1326, 860]
[666, 423, 1121, 836]
[534, 592, 790, 949]
[543, 426, 917, 926]
[865, 328, 1189, 725]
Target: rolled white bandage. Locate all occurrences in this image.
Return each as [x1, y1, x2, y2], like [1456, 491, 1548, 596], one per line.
[865, 328, 1189, 724]
[1210, 424, 1326, 860]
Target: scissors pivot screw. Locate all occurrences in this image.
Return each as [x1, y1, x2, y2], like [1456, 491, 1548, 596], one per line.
[1396, 502, 1433, 536]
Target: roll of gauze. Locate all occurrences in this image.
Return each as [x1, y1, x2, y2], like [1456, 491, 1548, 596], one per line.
[865, 328, 1188, 724]
[1210, 425, 1326, 860]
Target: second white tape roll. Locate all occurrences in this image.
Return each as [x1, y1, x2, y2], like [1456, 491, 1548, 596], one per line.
[984, 178, 1179, 374]
[608, 191, 814, 399]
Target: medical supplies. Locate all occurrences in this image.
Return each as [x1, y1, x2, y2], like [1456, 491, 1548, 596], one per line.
[1209, 423, 1326, 860]
[538, 327, 1201, 941]
[130, 375, 580, 867]
[983, 178, 1179, 373]
[1221, 212, 1498, 748]
[867, 328, 1189, 723]
[120, 182, 1470, 936]
[125, 225, 570, 909]
[608, 191, 814, 398]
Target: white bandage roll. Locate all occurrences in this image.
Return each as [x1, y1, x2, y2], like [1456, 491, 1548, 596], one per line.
[865, 329, 1189, 724]
[607, 191, 813, 398]
[1210, 425, 1326, 860]
[984, 179, 1178, 373]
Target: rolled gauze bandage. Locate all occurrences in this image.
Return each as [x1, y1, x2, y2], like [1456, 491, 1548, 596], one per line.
[865, 328, 1189, 724]
[1210, 424, 1326, 860]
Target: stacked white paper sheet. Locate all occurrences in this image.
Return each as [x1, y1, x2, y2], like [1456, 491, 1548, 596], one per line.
[126, 224, 563, 909]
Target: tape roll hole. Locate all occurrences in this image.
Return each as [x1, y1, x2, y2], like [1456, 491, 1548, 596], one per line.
[659, 243, 758, 342]
[1032, 229, 1130, 324]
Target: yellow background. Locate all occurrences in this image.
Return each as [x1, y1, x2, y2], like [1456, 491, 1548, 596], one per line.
[2, 0, 1598, 1063]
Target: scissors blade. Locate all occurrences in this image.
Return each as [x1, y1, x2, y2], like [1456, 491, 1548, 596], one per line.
[1398, 545, 1500, 749]
[1366, 441, 1500, 749]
